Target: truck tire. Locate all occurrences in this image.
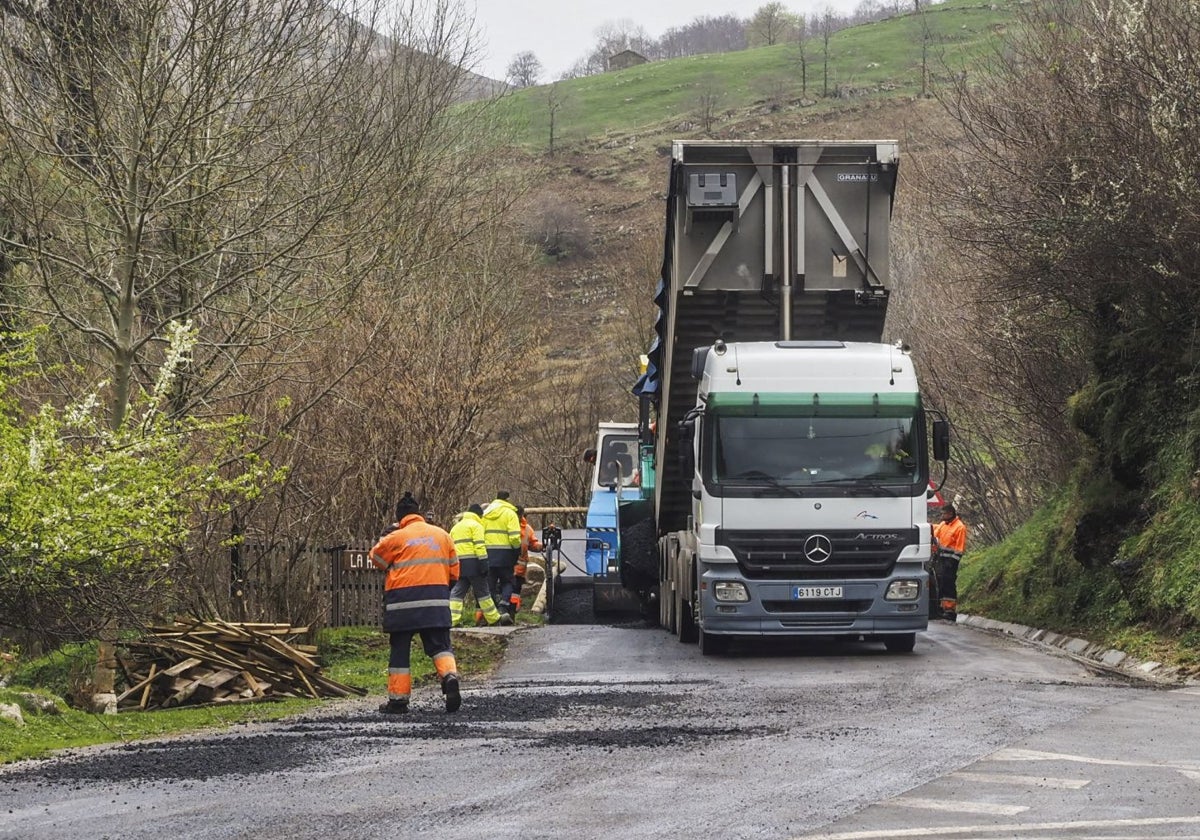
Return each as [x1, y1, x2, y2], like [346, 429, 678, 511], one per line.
[619, 517, 658, 591]
[884, 633, 916, 653]
[675, 588, 697, 643]
[661, 580, 675, 633]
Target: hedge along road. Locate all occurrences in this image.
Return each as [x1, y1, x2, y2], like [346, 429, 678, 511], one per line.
[3, 619, 1200, 840]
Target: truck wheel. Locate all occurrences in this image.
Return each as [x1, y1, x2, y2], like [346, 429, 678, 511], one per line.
[699, 627, 728, 656]
[884, 633, 916, 653]
[675, 590, 697, 643]
[661, 580, 675, 633]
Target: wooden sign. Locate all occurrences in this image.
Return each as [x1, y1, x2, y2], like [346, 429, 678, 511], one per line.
[340, 548, 373, 572]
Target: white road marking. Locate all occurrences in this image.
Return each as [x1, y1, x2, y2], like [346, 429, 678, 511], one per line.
[793, 815, 1200, 840]
[887, 797, 1029, 816]
[951, 770, 1091, 789]
[992, 748, 1200, 773]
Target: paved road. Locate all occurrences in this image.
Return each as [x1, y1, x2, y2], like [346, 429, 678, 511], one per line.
[2, 620, 1197, 839]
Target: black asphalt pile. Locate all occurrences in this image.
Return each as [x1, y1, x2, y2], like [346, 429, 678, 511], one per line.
[0, 686, 776, 786]
[115, 618, 366, 710]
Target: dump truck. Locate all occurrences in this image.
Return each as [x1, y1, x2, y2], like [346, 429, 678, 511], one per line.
[614, 139, 950, 653]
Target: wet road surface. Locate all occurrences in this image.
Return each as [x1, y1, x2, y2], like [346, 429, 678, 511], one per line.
[3, 621, 1197, 839]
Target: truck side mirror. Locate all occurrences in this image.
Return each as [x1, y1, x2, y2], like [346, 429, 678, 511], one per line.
[932, 420, 950, 462]
[691, 347, 710, 380]
[583, 448, 597, 464]
[678, 419, 696, 478]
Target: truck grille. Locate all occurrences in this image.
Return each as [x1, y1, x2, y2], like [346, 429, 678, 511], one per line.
[762, 599, 873, 613]
[717, 528, 917, 580]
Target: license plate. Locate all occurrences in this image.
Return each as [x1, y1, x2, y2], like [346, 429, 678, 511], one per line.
[792, 586, 843, 599]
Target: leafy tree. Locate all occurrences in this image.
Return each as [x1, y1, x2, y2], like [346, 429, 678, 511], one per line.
[506, 50, 543, 87]
[746, 2, 800, 47]
[0, 328, 271, 650]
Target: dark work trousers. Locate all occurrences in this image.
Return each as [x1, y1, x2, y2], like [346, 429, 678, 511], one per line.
[389, 627, 453, 671]
[934, 554, 960, 615]
[486, 546, 518, 617]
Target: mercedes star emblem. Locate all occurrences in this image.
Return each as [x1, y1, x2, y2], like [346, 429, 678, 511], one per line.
[804, 534, 833, 564]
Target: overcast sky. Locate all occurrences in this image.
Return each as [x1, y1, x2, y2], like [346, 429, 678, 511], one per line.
[460, 0, 868, 82]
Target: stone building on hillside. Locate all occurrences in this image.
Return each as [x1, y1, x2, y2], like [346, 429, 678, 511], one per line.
[606, 49, 648, 72]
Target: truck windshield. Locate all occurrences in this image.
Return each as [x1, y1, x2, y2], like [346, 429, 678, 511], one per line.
[707, 413, 920, 488]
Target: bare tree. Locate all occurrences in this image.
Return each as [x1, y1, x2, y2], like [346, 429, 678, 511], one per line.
[658, 15, 747, 58]
[818, 7, 835, 97]
[746, 2, 800, 47]
[0, 0, 491, 430]
[0, 0, 543, 630]
[506, 50, 543, 87]
[791, 14, 810, 96]
[569, 18, 654, 76]
[524, 194, 592, 260]
[545, 82, 567, 156]
[693, 74, 728, 136]
[913, 0, 932, 98]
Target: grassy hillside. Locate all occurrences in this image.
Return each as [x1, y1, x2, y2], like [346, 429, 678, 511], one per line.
[490, 0, 1015, 148]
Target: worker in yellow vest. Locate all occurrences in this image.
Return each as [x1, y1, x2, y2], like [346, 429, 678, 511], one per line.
[450, 504, 512, 627]
[482, 490, 522, 620]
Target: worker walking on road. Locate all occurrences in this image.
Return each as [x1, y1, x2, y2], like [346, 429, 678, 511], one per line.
[482, 490, 522, 620]
[450, 504, 512, 628]
[369, 491, 463, 715]
[931, 503, 967, 621]
[511, 506, 543, 618]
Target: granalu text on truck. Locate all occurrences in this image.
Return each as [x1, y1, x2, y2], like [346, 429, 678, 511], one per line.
[609, 139, 950, 654]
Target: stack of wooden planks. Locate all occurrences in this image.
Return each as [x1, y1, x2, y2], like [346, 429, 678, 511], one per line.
[115, 618, 366, 711]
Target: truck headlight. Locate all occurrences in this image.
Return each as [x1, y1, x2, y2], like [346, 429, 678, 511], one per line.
[713, 581, 749, 602]
[885, 580, 921, 601]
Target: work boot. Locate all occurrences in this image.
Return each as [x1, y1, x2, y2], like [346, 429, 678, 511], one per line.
[378, 699, 409, 715]
[498, 612, 513, 626]
[441, 673, 462, 713]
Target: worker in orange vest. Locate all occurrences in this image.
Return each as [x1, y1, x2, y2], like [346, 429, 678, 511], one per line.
[931, 503, 967, 621]
[369, 492, 462, 715]
[511, 506, 543, 618]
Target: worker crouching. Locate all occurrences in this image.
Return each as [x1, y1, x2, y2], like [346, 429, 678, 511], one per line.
[512, 506, 543, 618]
[369, 492, 463, 714]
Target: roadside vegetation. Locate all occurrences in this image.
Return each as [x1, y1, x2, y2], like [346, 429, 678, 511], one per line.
[0, 628, 507, 763]
[921, 0, 1200, 673]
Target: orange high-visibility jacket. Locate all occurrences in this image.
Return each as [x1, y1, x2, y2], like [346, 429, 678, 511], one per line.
[369, 514, 459, 632]
[519, 517, 542, 561]
[516, 516, 543, 576]
[933, 516, 967, 561]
